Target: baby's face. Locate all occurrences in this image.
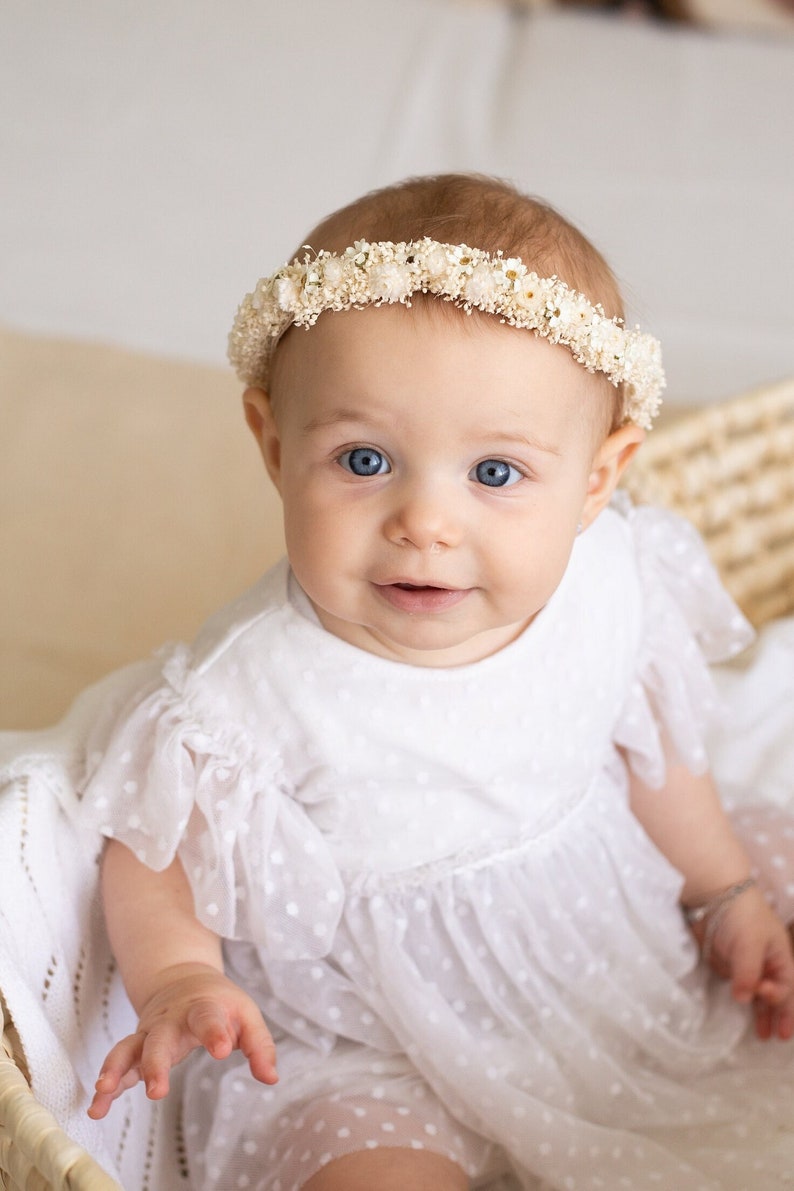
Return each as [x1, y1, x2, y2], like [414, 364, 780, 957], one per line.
[249, 302, 635, 667]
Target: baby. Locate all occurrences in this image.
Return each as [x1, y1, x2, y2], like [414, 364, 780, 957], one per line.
[84, 174, 794, 1191]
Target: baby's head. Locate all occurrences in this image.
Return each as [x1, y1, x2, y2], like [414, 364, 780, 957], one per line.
[231, 174, 663, 667]
[291, 174, 628, 432]
[231, 174, 663, 437]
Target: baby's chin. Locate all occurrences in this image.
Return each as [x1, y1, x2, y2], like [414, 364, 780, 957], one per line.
[310, 600, 538, 669]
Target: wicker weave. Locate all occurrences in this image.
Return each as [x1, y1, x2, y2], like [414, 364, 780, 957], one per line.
[0, 378, 792, 1189]
[0, 995, 121, 1191]
[624, 376, 794, 628]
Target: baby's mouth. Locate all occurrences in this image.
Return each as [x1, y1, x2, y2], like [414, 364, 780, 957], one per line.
[375, 582, 470, 613]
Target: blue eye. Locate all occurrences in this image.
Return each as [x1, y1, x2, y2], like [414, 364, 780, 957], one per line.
[472, 459, 522, 488]
[339, 447, 391, 477]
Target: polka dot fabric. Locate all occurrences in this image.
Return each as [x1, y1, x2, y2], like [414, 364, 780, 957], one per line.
[81, 503, 794, 1190]
[185, 1053, 505, 1190]
[732, 804, 794, 923]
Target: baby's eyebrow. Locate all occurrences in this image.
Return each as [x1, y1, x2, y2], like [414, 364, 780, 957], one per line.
[302, 411, 561, 457]
[479, 429, 562, 458]
[302, 409, 372, 434]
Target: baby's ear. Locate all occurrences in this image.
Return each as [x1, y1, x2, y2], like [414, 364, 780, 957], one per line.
[581, 424, 645, 530]
[243, 388, 282, 491]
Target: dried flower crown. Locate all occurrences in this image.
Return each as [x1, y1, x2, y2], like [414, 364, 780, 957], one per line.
[228, 237, 665, 428]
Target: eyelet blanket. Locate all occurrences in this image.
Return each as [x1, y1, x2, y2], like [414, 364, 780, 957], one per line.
[0, 664, 188, 1188]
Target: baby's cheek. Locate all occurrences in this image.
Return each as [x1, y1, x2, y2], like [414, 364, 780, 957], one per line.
[510, 533, 574, 607]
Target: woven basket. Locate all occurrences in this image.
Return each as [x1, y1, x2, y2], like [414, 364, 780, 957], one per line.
[624, 376, 794, 628]
[0, 994, 121, 1190]
[1, 378, 792, 1189]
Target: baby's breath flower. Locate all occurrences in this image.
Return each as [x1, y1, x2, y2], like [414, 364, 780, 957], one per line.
[229, 238, 665, 429]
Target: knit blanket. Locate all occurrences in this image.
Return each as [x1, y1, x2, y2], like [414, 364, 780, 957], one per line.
[0, 662, 186, 1188]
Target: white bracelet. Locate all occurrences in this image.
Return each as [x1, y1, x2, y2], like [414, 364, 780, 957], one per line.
[682, 877, 757, 963]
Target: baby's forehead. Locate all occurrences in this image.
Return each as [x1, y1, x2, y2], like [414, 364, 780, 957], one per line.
[276, 297, 521, 368]
[277, 301, 603, 411]
[282, 293, 597, 366]
[280, 299, 616, 452]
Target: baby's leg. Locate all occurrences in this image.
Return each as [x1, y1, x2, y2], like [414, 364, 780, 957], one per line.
[267, 1084, 499, 1191]
[301, 1146, 468, 1191]
[730, 804, 794, 925]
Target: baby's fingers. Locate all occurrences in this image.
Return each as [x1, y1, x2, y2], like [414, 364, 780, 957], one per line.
[137, 1014, 214, 1100]
[754, 972, 794, 1040]
[729, 936, 766, 1006]
[186, 996, 279, 1083]
[773, 1002, 794, 1041]
[238, 1017, 279, 1085]
[185, 1000, 237, 1061]
[754, 992, 794, 1041]
[88, 1071, 141, 1121]
[88, 1034, 146, 1119]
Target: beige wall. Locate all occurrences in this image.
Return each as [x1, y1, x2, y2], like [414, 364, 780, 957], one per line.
[1, 327, 284, 729]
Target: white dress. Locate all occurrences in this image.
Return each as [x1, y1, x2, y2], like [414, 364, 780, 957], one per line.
[79, 502, 794, 1191]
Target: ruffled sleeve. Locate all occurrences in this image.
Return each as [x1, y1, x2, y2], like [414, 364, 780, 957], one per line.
[80, 645, 344, 961]
[612, 495, 754, 788]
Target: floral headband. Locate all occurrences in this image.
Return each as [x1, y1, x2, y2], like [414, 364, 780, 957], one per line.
[228, 237, 665, 428]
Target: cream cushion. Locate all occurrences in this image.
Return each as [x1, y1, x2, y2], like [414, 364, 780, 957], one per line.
[1, 326, 284, 729]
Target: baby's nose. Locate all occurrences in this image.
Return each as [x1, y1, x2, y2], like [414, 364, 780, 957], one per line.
[383, 480, 463, 551]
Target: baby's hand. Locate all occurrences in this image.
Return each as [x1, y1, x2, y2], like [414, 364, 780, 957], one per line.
[87, 963, 278, 1120]
[693, 885, 794, 1042]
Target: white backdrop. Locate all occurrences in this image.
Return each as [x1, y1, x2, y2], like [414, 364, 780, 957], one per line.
[2, 0, 792, 403]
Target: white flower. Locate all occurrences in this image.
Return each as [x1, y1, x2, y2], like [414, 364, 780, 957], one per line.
[450, 245, 476, 273]
[555, 295, 591, 329]
[422, 243, 450, 282]
[588, 317, 625, 366]
[499, 258, 526, 290]
[320, 255, 345, 286]
[275, 273, 302, 312]
[512, 274, 549, 319]
[349, 240, 371, 267]
[463, 263, 499, 306]
[229, 237, 665, 427]
[369, 261, 413, 303]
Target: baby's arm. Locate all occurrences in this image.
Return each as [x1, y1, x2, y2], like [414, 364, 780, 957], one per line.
[88, 838, 278, 1119]
[627, 759, 794, 1040]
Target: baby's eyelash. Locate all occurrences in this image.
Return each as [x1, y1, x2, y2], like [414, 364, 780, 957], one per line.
[337, 446, 392, 477]
[470, 459, 527, 489]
